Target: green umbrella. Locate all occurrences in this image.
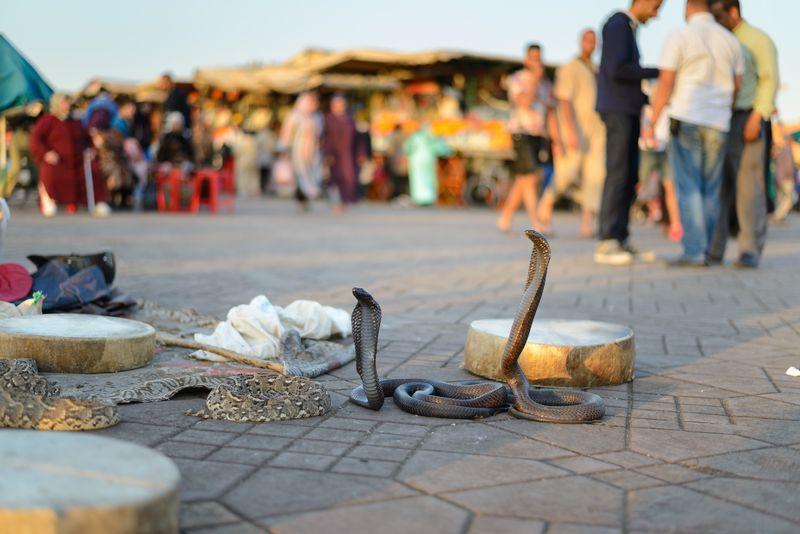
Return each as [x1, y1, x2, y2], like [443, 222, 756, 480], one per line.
[0, 33, 54, 175]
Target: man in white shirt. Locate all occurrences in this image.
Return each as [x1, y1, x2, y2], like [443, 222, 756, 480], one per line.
[645, 0, 744, 266]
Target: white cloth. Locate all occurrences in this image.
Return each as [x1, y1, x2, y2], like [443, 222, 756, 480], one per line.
[193, 295, 351, 362]
[659, 12, 745, 132]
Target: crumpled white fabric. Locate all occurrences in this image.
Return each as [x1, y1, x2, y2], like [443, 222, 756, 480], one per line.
[193, 295, 351, 362]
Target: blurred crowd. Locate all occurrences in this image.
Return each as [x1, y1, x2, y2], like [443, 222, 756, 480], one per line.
[2, 0, 798, 270]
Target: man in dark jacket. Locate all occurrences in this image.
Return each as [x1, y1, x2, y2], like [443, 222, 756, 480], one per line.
[160, 73, 191, 131]
[594, 0, 663, 265]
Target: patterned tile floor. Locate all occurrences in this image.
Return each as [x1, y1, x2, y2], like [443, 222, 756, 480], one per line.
[5, 199, 800, 533]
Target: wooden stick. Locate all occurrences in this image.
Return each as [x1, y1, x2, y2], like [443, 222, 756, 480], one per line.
[156, 333, 285, 374]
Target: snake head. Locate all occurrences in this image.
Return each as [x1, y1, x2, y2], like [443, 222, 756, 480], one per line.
[524, 229, 547, 245]
[352, 287, 381, 311]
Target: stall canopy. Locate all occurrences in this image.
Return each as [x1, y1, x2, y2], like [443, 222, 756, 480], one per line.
[194, 48, 521, 94]
[78, 77, 193, 103]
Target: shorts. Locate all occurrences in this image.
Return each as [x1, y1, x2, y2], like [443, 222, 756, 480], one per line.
[512, 134, 545, 175]
[638, 149, 671, 201]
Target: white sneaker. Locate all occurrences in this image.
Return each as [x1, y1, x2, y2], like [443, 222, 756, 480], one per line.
[621, 241, 656, 263]
[594, 240, 633, 266]
[93, 202, 111, 217]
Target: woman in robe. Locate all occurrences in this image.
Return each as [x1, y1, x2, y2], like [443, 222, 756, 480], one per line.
[403, 124, 452, 206]
[279, 92, 323, 210]
[30, 94, 110, 217]
[323, 94, 359, 213]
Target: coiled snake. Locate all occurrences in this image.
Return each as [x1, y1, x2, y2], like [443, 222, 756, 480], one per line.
[350, 230, 605, 423]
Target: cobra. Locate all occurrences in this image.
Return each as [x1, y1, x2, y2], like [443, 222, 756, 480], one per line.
[349, 230, 605, 423]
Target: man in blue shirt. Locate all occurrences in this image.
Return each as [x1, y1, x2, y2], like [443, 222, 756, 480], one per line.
[594, 0, 663, 265]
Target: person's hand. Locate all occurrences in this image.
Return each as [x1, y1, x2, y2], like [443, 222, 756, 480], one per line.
[551, 141, 564, 160]
[565, 128, 580, 151]
[43, 151, 59, 165]
[642, 124, 656, 147]
[744, 111, 763, 143]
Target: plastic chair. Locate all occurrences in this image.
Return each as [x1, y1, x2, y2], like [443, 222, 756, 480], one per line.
[155, 167, 184, 212]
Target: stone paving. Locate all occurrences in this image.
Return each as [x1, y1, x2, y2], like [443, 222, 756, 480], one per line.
[5, 199, 800, 533]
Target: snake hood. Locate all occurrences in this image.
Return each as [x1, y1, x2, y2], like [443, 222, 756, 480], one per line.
[351, 287, 385, 410]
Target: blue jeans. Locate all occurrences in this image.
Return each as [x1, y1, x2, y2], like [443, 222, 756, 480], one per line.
[669, 122, 728, 260]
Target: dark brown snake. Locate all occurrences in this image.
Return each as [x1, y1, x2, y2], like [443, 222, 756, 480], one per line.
[350, 230, 605, 423]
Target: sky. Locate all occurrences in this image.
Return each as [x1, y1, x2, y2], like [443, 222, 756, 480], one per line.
[5, 0, 798, 121]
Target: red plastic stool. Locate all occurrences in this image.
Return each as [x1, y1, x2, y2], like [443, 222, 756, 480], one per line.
[190, 169, 220, 213]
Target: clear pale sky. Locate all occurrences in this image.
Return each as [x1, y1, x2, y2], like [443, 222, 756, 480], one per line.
[6, 0, 798, 120]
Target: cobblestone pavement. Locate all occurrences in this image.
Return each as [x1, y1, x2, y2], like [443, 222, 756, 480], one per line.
[6, 200, 800, 533]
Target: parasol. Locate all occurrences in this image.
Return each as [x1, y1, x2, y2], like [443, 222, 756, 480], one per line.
[0, 33, 54, 175]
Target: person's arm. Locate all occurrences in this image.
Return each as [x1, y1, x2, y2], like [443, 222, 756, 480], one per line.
[645, 70, 676, 142]
[553, 65, 578, 151]
[604, 18, 659, 82]
[29, 117, 58, 165]
[753, 35, 779, 121]
[547, 106, 561, 157]
[744, 35, 779, 142]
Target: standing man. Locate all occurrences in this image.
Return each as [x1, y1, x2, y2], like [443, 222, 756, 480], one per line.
[161, 73, 191, 131]
[646, 0, 744, 266]
[549, 29, 606, 239]
[708, 0, 780, 268]
[594, 0, 663, 265]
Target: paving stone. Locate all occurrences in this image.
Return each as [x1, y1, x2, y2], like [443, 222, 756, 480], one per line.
[95, 422, 177, 447]
[304, 427, 368, 443]
[629, 427, 766, 461]
[628, 485, 797, 533]
[492, 420, 626, 455]
[444, 475, 623, 526]
[468, 515, 546, 533]
[227, 434, 293, 451]
[348, 445, 411, 462]
[726, 396, 800, 420]
[193, 419, 254, 433]
[186, 522, 266, 534]
[547, 456, 620, 474]
[375, 422, 429, 436]
[547, 524, 620, 534]
[207, 447, 276, 466]
[174, 459, 254, 501]
[263, 496, 467, 534]
[690, 446, 800, 481]
[157, 440, 217, 460]
[592, 469, 665, 490]
[634, 463, 709, 484]
[731, 417, 800, 445]
[180, 501, 240, 529]
[398, 450, 566, 493]
[361, 432, 425, 449]
[173, 429, 239, 446]
[117, 398, 203, 428]
[332, 457, 399, 477]
[223, 467, 417, 517]
[247, 423, 311, 438]
[270, 452, 337, 471]
[592, 450, 657, 468]
[318, 417, 377, 432]
[423, 423, 574, 459]
[287, 439, 350, 456]
[687, 477, 800, 522]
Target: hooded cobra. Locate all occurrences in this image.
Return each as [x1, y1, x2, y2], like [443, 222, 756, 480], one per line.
[350, 230, 605, 423]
